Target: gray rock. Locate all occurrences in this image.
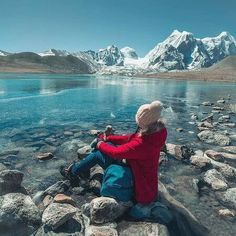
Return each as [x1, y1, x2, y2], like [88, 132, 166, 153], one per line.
[203, 169, 228, 190]
[43, 180, 71, 197]
[190, 155, 211, 170]
[83, 197, 132, 224]
[0, 193, 41, 235]
[218, 188, 236, 209]
[198, 130, 230, 146]
[119, 222, 169, 236]
[217, 165, 236, 180]
[0, 169, 26, 195]
[42, 203, 77, 230]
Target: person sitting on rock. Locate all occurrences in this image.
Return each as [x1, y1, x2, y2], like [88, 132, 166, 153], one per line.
[60, 100, 167, 205]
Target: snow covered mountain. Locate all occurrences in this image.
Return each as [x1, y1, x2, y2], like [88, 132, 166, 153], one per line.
[38, 49, 70, 57]
[19, 30, 236, 74]
[143, 30, 236, 71]
[0, 50, 11, 56]
[96, 45, 124, 66]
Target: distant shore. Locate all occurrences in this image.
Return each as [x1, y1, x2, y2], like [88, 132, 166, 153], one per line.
[136, 70, 236, 83]
[0, 67, 236, 83]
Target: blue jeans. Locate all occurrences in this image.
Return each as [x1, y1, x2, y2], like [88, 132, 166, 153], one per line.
[71, 148, 122, 176]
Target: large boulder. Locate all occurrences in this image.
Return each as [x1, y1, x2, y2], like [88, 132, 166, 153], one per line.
[82, 197, 132, 224]
[197, 130, 230, 146]
[203, 169, 228, 190]
[42, 203, 77, 230]
[0, 193, 41, 236]
[0, 169, 26, 195]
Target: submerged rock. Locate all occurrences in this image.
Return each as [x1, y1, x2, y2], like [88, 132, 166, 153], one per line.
[203, 169, 228, 191]
[202, 101, 213, 106]
[42, 203, 77, 230]
[217, 165, 236, 180]
[218, 188, 236, 210]
[37, 152, 54, 160]
[0, 169, 26, 195]
[198, 130, 230, 146]
[0, 193, 41, 235]
[83, 197, 132, 224]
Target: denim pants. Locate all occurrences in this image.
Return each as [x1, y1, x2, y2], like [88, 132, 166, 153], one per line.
[71, 148, 122, 176]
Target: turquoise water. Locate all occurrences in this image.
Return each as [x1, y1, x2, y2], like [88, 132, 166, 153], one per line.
[1, 73, 236, 235]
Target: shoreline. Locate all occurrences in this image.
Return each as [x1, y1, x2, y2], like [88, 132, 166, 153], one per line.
[0, 69, 236, 83]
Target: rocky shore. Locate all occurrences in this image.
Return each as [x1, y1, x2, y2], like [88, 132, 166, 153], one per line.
[0, 96, 236, 236]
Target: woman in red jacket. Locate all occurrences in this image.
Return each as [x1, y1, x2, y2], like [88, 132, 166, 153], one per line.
[61, 101, 167, 204]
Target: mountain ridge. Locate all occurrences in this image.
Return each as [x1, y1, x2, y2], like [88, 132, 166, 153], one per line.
[1, 30, 236, 75]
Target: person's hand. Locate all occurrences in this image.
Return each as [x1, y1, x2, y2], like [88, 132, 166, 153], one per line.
[96, 140, 104, 149]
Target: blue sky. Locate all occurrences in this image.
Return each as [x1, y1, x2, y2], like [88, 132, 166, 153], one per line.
[1, 0, 236, 56]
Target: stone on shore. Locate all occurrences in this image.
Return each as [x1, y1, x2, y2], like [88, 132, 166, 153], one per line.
[83, 197, 132, 224]
[85, 225, 118, 236]
[54, 193, 76, 206]
[42, 203, 77, 230]
[203, 169, 228, 191]
[205, 150, 224, 162]
[190, 154, 211, 170]
[0, 193, 41, 235]
[118, 221, 169, 236]
[197, 130, 230, 146]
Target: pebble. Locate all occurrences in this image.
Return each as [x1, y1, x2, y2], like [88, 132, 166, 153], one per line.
[54, 194, 76, 206]
[37, 152, 54, 160]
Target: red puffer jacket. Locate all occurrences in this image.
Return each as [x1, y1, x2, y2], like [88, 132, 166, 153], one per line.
[98, 127, 167, 204]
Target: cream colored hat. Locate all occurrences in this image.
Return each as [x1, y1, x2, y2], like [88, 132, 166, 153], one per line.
[135, 101, 163, 129]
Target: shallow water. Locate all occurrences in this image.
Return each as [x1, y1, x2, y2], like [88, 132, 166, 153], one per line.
[0, 73, 236, 235]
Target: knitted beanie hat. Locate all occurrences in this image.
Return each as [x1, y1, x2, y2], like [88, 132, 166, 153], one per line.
[135, 101, 163, 129]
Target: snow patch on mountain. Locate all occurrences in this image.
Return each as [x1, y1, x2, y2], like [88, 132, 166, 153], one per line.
[0, 50, 11, 56]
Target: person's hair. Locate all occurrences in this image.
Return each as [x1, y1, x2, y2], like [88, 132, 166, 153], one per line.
[139, 119, 165, 136]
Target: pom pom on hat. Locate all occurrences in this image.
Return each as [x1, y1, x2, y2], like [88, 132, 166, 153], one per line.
[135, 101, 163, 129]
